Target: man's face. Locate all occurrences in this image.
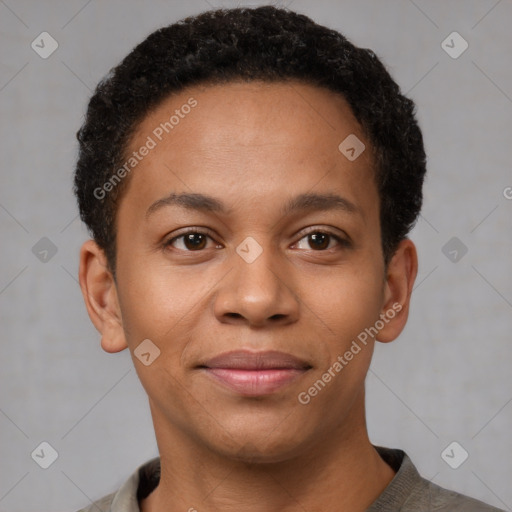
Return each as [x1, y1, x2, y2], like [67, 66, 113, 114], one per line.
[112, 80, 390, 461]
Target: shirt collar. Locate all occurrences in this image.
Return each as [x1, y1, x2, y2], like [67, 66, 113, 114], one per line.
[108, 447, 419, 511]
[110, 457, 160, 512]
[367, 446, 424, 511]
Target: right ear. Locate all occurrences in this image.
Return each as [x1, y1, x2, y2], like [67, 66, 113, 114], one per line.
[78, 240, 127, 353]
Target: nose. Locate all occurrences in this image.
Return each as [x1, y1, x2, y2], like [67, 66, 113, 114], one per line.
[213, 240, 300, 328]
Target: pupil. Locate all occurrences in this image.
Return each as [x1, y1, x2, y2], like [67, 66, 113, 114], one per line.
[310, 232, 329, 250]
[185, 233, 206, 250]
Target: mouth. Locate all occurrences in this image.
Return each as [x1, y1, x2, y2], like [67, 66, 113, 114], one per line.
[198, 350, 312, 397]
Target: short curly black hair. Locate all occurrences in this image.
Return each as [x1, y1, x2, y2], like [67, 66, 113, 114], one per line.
[74, 5, 426, 275]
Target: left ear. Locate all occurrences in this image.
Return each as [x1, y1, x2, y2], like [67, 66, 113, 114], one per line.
[377, 238, 418, 343]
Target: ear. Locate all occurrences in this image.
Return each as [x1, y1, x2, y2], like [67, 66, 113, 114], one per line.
[78, 239, 127, 353]
[377, 238, 418, 343]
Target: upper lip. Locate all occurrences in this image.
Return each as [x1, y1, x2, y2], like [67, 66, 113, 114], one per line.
[199, 350, 312, 370]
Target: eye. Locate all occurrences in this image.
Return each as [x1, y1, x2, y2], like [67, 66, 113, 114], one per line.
[294, 229, 349, 251]
[164, 228, 349, 253]
[165, 230, 220, 251]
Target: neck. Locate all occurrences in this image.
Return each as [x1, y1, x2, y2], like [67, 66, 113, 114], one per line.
[141, 394, 395, 512]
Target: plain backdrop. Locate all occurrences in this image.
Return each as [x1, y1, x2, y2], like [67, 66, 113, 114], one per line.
[0, 1, 511, 511]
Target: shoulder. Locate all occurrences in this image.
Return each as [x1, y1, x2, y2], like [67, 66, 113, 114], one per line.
[74, 491, 116, 512]
[370, 446, 505, 511]
[410, 478, 505, 511]
[72, 457, 160, 512]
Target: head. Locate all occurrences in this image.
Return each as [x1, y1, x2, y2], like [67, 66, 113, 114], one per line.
[76, 6, 424, 461]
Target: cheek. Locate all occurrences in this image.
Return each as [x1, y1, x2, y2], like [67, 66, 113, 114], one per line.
[115, 263, 200, 417]
[299, 262, 385, 344]
[294, 268, 383, 424]
[116, 256, 205, 343]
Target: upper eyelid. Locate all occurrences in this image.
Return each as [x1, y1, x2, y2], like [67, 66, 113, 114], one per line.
[166, 227, 216, 242]
[295, 226, 348, 240]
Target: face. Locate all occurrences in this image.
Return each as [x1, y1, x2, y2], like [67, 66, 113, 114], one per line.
[81, 80, 415, 462]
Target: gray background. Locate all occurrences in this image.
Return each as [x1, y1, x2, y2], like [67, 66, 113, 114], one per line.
[1, 0, 511, 510]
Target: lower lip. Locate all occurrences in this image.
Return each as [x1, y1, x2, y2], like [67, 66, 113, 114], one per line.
[203, 368, 308, 396]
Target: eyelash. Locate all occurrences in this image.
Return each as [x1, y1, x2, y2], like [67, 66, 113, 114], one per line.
[163, 227, 350, 252]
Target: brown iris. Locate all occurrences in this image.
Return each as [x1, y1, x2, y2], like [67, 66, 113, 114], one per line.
[308, 232, 330, 250]
[183, 233, 207, 250]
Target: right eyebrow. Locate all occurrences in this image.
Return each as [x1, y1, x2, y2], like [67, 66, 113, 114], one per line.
[146, 192, 229, 219]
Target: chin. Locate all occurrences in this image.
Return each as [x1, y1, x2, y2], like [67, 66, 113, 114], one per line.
[201, 413, 315, 465]
[213, 438, 305, 465]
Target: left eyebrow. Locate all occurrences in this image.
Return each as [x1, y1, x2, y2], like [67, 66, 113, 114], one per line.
[280, 192, 361, 218]
[145, 191, 362, 219]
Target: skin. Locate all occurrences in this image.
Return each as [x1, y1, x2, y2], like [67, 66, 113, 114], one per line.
[79, 80, 418, 512]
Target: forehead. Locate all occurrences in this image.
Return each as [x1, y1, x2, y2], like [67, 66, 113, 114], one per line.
[121, 80, 377, 218]
[133, 79, 367, 154]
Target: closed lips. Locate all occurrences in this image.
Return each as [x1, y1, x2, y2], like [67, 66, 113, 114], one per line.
[198, 350, 312, 396]
[199, 350, 312, 370]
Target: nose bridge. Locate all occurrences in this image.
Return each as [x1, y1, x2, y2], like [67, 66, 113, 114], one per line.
[236, 236, 281, 293]
[213, 235, 299, 326]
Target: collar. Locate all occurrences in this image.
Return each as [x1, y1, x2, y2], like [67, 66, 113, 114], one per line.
[108, 446, 421, 511]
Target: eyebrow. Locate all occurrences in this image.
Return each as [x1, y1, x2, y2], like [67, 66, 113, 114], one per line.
[145, 191, 361, 219]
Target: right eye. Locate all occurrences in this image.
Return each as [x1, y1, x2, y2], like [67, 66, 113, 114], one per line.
[164, 230, 222, 252]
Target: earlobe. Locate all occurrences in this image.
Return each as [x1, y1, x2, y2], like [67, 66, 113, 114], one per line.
[377, 239, 418, 343]
[78, 240, 128, 353]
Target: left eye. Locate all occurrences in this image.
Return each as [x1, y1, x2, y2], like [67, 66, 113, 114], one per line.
[294, 231, 345, 251]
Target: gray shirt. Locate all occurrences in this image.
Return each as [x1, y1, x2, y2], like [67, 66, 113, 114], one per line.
[76, 446, 504, 511]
